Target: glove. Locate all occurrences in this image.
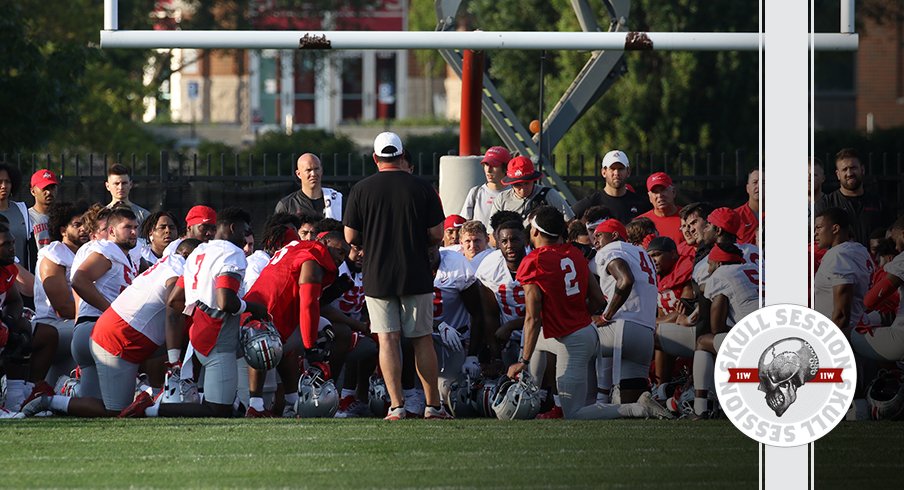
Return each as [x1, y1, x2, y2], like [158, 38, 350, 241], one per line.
[438, 322, 463, 353]
[461, 355, 480, 378]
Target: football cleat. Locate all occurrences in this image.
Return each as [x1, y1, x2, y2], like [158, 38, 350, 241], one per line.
[384, 406, 406, 421]
[536, 405, 564, 419]
[638, 391, 676, 420]
[245, 407, 275, 418]
[335, 396, 370, 418]
[118, 392, 154, 418]
[22, 380, 54, 408]
[0, 406, 24, 419]
[282, 405, 297, 418]
[424, 405, 454, 419]
[21, 395, 53, 417]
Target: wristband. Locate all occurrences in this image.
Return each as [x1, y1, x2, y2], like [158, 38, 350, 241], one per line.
[236, 299, 248, 315]
[167, 349, 182, 364]
[518, 356, 530, 365]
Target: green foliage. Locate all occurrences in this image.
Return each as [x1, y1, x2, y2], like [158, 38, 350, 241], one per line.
[815, 128, 904, 165]
[240, 129, 359, 175]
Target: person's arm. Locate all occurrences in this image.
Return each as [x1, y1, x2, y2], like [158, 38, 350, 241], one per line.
[15, 264, 34, 298]
[427, 222, 443, 247]
[40, 260, 76, 319]
[3, 279, 25, 329]
[163, 277, 185, 363]
[214, 273, 267, 318]
[298, 260, 325, 349]
[321, 304, 368, 333]
[831, 283, 854, 329]
[344, 226, 361, 248]
[506, 283, 542, 379]
[460, 281, 485, 356]
[600, 258, 635, 322]
[478, 284, 502, 347]
[709, 295, 730, 334]
[586, 272, 606, 316]
[657, 283, 695, 324]
[864, 273, 902, 312]
[71, 253, 114, 312]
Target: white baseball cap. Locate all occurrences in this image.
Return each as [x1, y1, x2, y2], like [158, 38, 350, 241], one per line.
[601, 150, 630, 168]
[373, 131, 404, 158]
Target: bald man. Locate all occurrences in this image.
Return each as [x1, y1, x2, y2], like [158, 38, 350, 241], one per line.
[275, 153, 343, 220]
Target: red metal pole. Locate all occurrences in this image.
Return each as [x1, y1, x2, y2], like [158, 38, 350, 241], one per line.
[459, 50, 484, 156]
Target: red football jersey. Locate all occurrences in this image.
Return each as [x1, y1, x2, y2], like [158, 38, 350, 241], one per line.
[244, 240, 337, 341]
[657, 253, 694, 315]
[516, 243, 591, 339]
[0, 264, 18, 308]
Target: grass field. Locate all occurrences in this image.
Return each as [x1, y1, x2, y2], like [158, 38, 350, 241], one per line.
[2, 418, 900, 488]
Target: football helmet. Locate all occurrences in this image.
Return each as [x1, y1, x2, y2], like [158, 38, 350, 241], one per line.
[53, 369, 82, 398]
[368, 375, 390, 417]
[492, 373, 542, 420]
[295, 369, 339, 418]
[867, 370, 904, 420]
[446, 375, 480, 418]
[473, 377, 502, 418]
[161, 368, 200, 404]
[240, 319, 284, 371]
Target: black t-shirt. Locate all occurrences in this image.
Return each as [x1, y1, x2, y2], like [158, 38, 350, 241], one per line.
[344, 170, 444, 297]
[572, 189, 652, 224]
[815, 190, 890, 247]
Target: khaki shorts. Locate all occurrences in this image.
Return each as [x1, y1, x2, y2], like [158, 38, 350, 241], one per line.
[365, 294, 433, 338]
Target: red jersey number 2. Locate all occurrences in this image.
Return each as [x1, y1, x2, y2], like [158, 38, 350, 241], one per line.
[560, 258, 581, 297]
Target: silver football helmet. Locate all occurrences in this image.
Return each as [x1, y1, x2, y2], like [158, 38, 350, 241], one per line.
[53, 369, 82, 398]
[295, 369, 339, 418]
[492, 373, 542, 420]
[240, 319, 284, 371]
[368, 375, 390, 417]
[161, 368, 200, 404]
[867, 370, 904, 420]
[447, 375, 480, 418]
[473, 377, 502, 418]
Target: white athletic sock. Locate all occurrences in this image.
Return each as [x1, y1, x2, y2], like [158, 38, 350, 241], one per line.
[553, 394, 562, 407]
[5, 380, 27, 411]
[167, 349, 182, 364]
[341, 389, 355, 399]
[694, 396, 709, 416]
[249, 397, 265, 411]
[617, 402, 646, 418]
[50, 395, 70, 413]
[693, 350, 716, 415]
[285, 392, 299, 405]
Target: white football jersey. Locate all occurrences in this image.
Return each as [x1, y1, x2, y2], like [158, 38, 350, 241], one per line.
[162, 237, 185, 258]
[814, 241, 873, 328]
[884, 252, 904, 319]
[595, 241, 659, 329]
[183, 240, 247, 308]
[331, 261, 366, 322]
[693, 243, 760, 289]
[242, 250, 271, 293]
[33, 241, 76, 324]
[110, 254, 185, 346]
[704, 263, 761, 327]
[71, 240, 140, 319]
[433, 249, 478, 336]
[468, 248, 494, 269]
[476, 249, 525, 328]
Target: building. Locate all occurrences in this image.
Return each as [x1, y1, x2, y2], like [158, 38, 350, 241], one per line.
[153, 1, 444, 138]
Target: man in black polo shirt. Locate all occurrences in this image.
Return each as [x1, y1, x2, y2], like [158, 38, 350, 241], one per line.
[274, 153, 343, 220]
[572, 150, 651, 223]
[815, 148, 890, 247]
[343, 131, 451, 420]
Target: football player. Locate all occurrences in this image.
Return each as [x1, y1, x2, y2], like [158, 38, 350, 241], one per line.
[506, 206, 671, 420]
[690, 243, 760, 418]
[458, 220, 493, 267]
[161, 205, 217, 257]
[442, 215, 467, 250]
[428, 244, 485, 407]
[21, 240, 201, 417]
[241, 231, 351, 417]
[813, 207, 872, 330]
[121, 207, 267, 417]
[855, 215, 904, 362]
[592, 219, 659, 404]
[67, 207, 141, 402]
[25, 202, 89, 397]
[0, 224, 32, 411]
[647, 236, 695, 385]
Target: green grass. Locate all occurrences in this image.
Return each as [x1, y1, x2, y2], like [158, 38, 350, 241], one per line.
[815, 422, 904, 489]
[3, 419, 759, 489]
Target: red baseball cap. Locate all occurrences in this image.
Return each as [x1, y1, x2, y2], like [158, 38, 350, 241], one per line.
[30, 169, 59, 189]
[444, 215, 467, 230]
[594, 219, 627, 241]
[708, 244, 745, 264]
[185, 205, 217, 227]
[646, 172, 673, 192]
[707, 207, 741, 236]
[502, 156, 542, 185]
[481, 146, 512, 167]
